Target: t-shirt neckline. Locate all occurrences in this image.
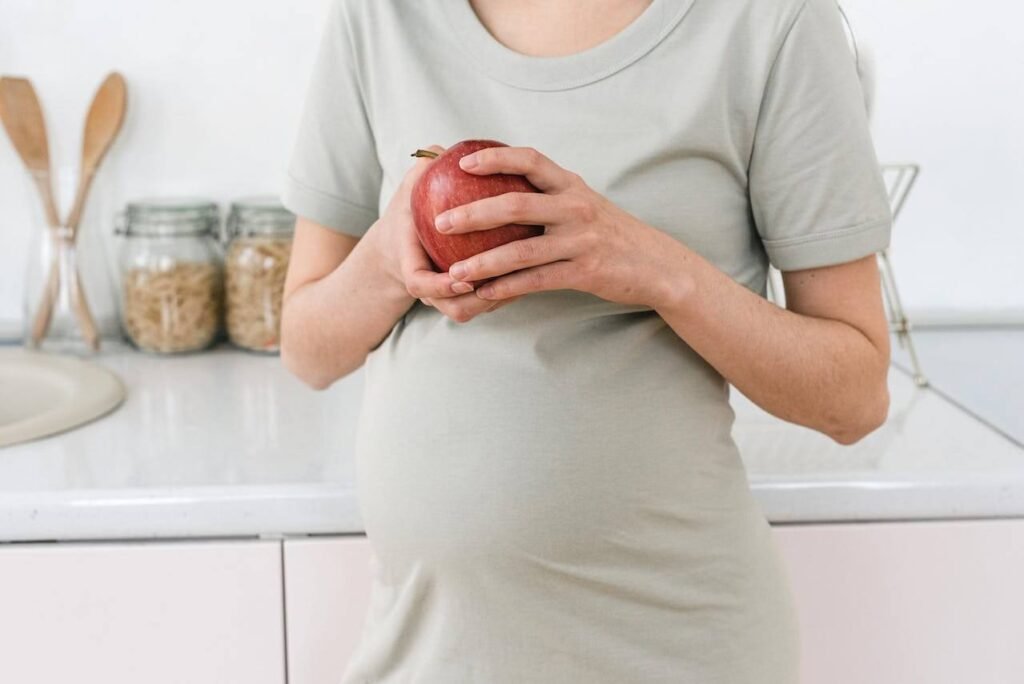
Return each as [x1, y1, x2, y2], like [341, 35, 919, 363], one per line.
[443, 0, 697, 92]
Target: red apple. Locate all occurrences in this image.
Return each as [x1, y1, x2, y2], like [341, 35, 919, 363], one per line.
[410, 139, 544, 276]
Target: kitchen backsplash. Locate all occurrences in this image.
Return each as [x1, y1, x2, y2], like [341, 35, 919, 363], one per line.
[1, 0, 1022, 336]
[0, 0, 330, 338]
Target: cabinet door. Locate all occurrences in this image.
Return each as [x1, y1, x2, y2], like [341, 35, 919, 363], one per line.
[774, 520, 1024, 684]
[283, 536, 373, 684]
[0, 539, 285, 684]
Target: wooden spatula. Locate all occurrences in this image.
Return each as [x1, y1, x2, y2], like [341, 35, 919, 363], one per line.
[0, 77, 61, 228]
[4, 74, 127, 351]
[0, 77, 65, 345]
[65, 73, 126, 234]
[45, 72, 128, 349]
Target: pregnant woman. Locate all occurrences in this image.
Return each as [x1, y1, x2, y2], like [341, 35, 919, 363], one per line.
[280, 0, 892, 681]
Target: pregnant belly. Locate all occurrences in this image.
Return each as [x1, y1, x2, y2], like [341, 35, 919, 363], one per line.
[353, 312, 750, 576]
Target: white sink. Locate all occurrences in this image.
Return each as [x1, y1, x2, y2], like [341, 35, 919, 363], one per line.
[0, 348, 125, 448]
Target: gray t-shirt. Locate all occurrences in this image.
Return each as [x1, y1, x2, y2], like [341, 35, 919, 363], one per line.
[283, 0, 891, 681]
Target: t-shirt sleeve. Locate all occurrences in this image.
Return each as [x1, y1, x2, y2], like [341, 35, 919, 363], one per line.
[749, 0, 892, 271]
[281, 0, 382, 237]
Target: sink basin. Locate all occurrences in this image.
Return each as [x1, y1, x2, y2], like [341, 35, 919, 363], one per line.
[0, 348, 125, 448]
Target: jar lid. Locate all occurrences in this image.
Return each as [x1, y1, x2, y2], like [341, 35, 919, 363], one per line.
[227, 196, 295, 238]
[120, 198, 220, 237]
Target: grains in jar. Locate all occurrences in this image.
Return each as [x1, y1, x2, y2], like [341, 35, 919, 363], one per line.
[224, 198, 295, 353]
[115, 199, 223, 354]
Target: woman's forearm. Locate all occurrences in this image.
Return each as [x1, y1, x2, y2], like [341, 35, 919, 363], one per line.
[281, 227, 413, 389]
[654, 246, 890, 444]
[421, 145, 889, 443]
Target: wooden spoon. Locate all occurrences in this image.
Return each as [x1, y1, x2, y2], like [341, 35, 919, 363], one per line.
[0, 77, 63, 345]
[0, 77, 61, 228]
[65, 72, 126, 234]
[31, 73, 127, 350]
[61, 72, 127, 349]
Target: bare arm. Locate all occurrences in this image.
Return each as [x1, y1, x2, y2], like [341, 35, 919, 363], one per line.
[280, 219, 410, 389]
[433, 145, 890, 444]
[654, 253, 890, 444]
[281, 146, 506, 389]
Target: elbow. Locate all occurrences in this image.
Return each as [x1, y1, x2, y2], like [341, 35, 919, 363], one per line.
[279, 310, 367, 390]
[281, 340, 334, 391]
[825, 382, 891, 446]
[279, 318, 338, 391]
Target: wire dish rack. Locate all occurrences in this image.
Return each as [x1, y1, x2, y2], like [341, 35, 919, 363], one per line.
[879, 164, 927, 387]
[765, 163, 928, 387]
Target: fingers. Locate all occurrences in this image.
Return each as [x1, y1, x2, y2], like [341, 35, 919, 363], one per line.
[397, 173, 475, 301]
[474, 262, 577, 300]
[434, 192, 579, 235]
[448, 235, 571, 283]
[415, 144, 446, 166]
[428, 291, 499, 323]
[397, 212, 442, 288]
[406, 268, 474, 299]
[420, 293, 523, 322]
[457, 146, 576, 193]
[390, 143, 446, 222]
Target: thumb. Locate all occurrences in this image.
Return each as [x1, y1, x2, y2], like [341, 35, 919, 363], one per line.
[398, 145, 444, 208]
[407, 144, 446, 180]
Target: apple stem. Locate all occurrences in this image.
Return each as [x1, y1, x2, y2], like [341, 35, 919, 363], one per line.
[411, 149, 440, 159]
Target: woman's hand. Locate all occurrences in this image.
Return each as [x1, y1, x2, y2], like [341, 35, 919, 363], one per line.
[376, 145, 518, 323]
[433, 146, 692, 310]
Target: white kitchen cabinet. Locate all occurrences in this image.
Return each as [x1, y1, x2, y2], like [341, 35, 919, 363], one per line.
[283, 536, 373, 684]
[0, 539, 285, 684]
[2, 522, 1018, 684]
[281, 525, 1024, 684]
[774, 520, 1024, 684]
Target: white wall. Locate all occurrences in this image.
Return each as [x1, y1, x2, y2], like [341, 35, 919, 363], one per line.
[841, 0, 1024, 321]
[1, 0, 1022, 336]
[0, 0, 332, 337]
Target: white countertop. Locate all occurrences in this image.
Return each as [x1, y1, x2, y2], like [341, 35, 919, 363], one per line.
[889, 328, 1024, 445]
[1, 338, 1022, 543]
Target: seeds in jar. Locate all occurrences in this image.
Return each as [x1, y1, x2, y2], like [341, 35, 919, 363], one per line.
[225, 237, 291, 352]
[122, 262, 222, 353]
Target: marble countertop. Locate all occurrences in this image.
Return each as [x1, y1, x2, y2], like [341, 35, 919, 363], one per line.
[1, 336, 1021, 543]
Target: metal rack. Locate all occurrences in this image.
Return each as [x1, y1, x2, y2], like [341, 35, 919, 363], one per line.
[879, 163, 928, 386]
[764, 163, 928, 387]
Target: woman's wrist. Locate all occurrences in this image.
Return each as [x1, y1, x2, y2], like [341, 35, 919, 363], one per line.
[362, 220, 416, 305]
[646, 230, 699, 316]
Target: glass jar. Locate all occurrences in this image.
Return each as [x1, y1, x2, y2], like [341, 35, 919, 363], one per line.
[115, 198, 223, 354]
[21, 163, 120, 354]
[223, 197, 295, 353]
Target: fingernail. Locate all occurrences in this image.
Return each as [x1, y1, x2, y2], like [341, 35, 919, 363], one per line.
[434, 212, 452, 232]
[451, 280, 474, 294]
[477, 286, 494, 299]
[449, 262, 468, 280]
[459, 155, 478, 170]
